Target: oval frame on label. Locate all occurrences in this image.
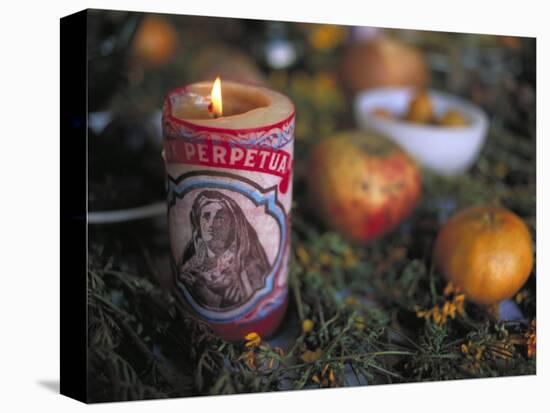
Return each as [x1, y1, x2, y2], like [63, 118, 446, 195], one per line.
[167, 171, 286, 322]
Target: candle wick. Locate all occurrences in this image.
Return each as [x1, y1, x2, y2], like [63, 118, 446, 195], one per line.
[207, 101, 221, 118]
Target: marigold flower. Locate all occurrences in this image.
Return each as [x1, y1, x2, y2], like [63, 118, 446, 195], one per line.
[454, 294, 465, 311]
[448, 303, 457, 319]
[302, 319, 314, 334]
[468, 360, 481, 374]
[525, 319, 536, 358]
[244, 332, 262, 348]
[300, 348, 323, 363]
[312, 364, 337, 387]
[475, 345, 485, 361]
[432, 307, 442, 325]
[244, 351, 256, 369]
[415, 306, 430, 319]
[296, 246, 310, 266]
[444, 282, 461, 297]
[342, 248, 358, 269]
[487, 341, 513, 360]
[354, 315, 366, 331]
[442, 301, 451, 317]
[415, 291, 465, 326]
[319, 253, 332, 266]
[309, 25, 347, 51]
[460, 340, 484, 373]
[328, 368, 336, 385]
[345, 296, 358, 307]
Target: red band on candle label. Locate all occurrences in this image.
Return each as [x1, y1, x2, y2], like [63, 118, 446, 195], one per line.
[164, 139, 293, 194]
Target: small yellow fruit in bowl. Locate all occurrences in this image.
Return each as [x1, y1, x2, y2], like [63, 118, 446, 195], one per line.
[405, 90, 433, 124]
[438, 109, 468, 127]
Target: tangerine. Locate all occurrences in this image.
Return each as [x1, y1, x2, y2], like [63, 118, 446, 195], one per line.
[433, 205, 533, 305]
[132, 15, 178, 67]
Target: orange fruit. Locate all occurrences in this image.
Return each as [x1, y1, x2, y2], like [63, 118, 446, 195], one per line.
[406, 90, 433, 124]
[438, 109, 467, 127]
[132, 15, 178, 67]
[307, 131, 421, 242]
[340, 38, 428, 93]
[433, 205, 533, 305]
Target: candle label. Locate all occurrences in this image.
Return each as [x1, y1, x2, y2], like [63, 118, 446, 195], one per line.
[164, 140, 293, 194]
[163, 116, 294, 324]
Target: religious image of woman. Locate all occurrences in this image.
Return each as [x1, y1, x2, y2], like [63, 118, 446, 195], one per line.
[177, 190, 271, 310]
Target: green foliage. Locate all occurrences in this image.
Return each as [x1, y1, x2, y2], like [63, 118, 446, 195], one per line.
[87, 90, 536, 401]
[87, 18, 535, 400]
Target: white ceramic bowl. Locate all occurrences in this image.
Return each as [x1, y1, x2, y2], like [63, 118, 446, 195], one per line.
[354, 87, 489, 176]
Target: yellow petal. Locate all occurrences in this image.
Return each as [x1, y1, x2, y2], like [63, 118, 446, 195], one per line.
[302, 319, 314, 334]
[244, 332, 260, 341]
[296, 246, 310, 265]
[300, 348, 323, 363]
[345, 296, 358, 306]
[319, 253, 331, 266]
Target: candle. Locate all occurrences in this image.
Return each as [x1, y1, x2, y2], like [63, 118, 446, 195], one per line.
[162, 78, 295, 341]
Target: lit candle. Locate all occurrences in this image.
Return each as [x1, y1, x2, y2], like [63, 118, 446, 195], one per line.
[162, 78, 295, 341]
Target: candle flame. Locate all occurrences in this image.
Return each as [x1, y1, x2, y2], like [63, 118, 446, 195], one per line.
[211, 76, 223, 117]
